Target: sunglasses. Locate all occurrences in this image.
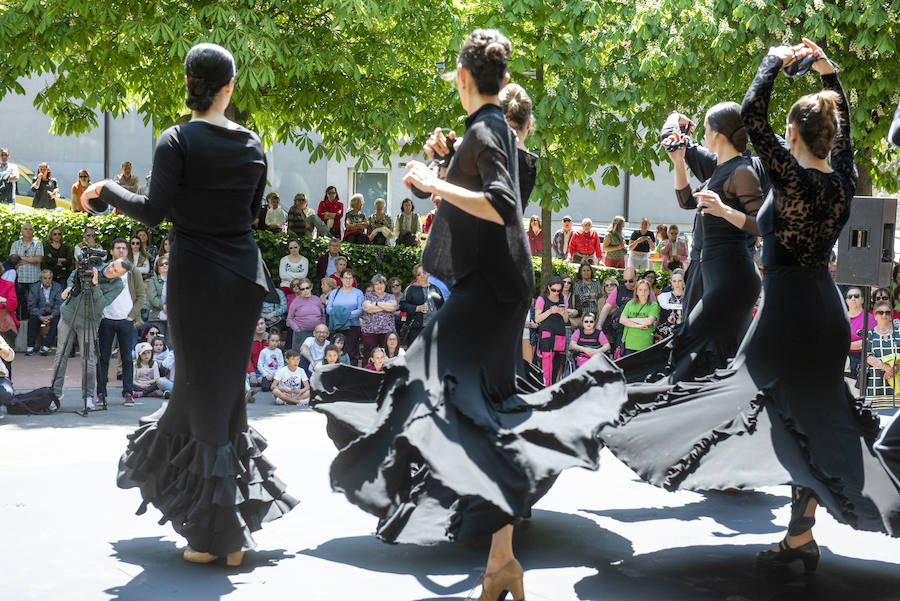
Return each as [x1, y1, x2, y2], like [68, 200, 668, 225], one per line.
[298, 286, 311, 291]
[623, 279, 635, 283]
[582, 319, 595, 324]
[876, 310, 892, 316]
[846, 294, 861, 299]
[79, 175, 89, 179]
[604, 283, 617, 287]
[84, 233, 95, 238]
[391, 283, 401, 287]
[130, 241, 141, 245]
[875, 295, 890, 300]
[289, 245, 299, 249]
[549, 287, 562, 293]
[51, 232, 61, 236]
[160, 261, 168, 266]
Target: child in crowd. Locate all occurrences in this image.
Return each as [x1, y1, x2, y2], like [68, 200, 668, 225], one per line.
[321, 344, 341, 367]
[320, 277, 337, 307]
[247, 317, 268, 388]
[151, 336, 170, 375]
[159, 349, 174, 399]
[257, 332, 285, 392]
[132, 342, 163, 398]
[272, 349, 310, 406]
[332, 333, 351, 365]
[368, 347, 386, 372]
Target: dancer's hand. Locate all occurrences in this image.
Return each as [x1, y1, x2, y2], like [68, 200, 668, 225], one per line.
[802, 38, 835, 75]
[424, 128, 449, 160]
[767, 43, 809, 65]
[661, 131, 686, 163]
[403, 161, 439, 195]
[80, 180, 108, 212]
[694, 190, 728, 218]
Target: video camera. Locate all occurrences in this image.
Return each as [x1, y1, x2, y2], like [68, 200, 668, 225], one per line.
[76, 247, 107, 289]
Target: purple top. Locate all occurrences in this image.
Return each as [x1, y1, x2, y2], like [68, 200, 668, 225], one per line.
[287, 294, 325, 332]
[360, 292, 396, 334]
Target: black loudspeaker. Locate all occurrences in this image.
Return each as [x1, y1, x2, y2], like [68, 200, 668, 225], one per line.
[835, 196, 897, 287]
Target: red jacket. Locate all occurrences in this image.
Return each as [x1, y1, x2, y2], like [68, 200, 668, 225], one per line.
[527, 230, 542, 256]
[248, 338, 267, 373]
[0, 278, 19, 329]
[317, 198, 344, 231]
[567, 230, 602, 258]
[423, 210, 436, 234]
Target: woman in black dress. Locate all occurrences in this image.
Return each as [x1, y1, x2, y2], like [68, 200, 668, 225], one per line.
[82, 43, 298, 566]
[311, 29, 622, 600]
[600, 40, 900, 570]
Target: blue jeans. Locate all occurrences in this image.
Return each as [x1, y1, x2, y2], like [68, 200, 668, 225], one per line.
[97, 318, 136, 396]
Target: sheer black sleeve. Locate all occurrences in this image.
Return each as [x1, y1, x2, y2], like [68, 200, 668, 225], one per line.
[98, 127, 183, 226]
[476, 145, 518, 226]
[823, 73, 856, 188]
[676, 185, 697, 210]
[724, 164, 763, 235]
[250, 154, 267, 228]
[890, 98, 900, 149]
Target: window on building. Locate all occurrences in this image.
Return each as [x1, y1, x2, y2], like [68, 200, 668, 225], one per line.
[350, 170, 389, 215]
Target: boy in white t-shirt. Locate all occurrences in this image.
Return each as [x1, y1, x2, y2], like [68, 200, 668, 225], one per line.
[257, 332, 285, 392]
[272, 349, 310, 406]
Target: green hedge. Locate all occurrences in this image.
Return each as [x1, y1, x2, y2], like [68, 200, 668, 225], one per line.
[0, 205, 670, 294]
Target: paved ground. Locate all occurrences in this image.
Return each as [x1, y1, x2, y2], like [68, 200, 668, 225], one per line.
[2, 362, 899, 601]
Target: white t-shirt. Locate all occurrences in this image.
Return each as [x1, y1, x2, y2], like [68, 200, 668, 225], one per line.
[302, 336, 327, 372]
[257, 347, 285, 378]
[273, 365, 308, 391]
[279, 255, 309, 287]
[103, 273, 133, 320]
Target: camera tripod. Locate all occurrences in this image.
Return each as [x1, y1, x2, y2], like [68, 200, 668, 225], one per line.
[51, 279, 104, 417]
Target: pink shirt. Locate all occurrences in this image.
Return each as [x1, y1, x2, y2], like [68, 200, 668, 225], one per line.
[287, 294, 326, 332]
[849, 310, 875, 354]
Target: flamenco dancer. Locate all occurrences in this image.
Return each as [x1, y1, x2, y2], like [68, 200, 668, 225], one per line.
[311, 29, 623, 600]
[601, 39, 900, 570]
[81, 43, 298, 566]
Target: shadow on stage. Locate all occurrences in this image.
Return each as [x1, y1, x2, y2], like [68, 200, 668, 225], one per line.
[103, 537, 293, 601]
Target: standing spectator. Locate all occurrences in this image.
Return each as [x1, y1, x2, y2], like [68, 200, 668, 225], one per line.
[43, 226, 73, 287]
[384, 332, 406, 366]
[659, 224, 688, 271]
[387, 276, 405, 334]
[573, 262, 603, 316]
[256, 331, 285, 392]
[0, 147, 18, 205]
[360, 274, 397, 361]
[127, 236, 153, 280]
[657, 268, 686, 335]
[329, 256, 357, 288]
[26, 269, 62, 356]
[133, 227, 158, 264]
[535, 276, 569, 386]
[279, 240, 309, 289]
[873, 287, 892, 309]
[30, 163, 59, 210]
[318, 185, 344, 238]
[320, 277, 337, 307]
[569, 312, 610, 368]
[561, 275, 582, 328]
[399, 264, 444, 346]
[368, 199, 393, 245]
[0, 273, 18, 377]
[568, 218, 602, 264]
[602, 216, 627, 268]
[272, 349, 310, 405]
[316, 238, 344, 281]
[10, 222, 44, 321]
[299, 323, 330, 374]
[526, 215, 542, 257]
[597, 267, 638, 354]
[628, 218, 655, 271]
[325, 269, 364, 365]
[654, 224, 669, 253]
[114, 161, 140, 193]
[264, 192, 286, 231]
[395, 198, 420, 247]
[423, 195, 441, 234]
[146, 256, 169, 339]
[643, 270, 661, 298]
[73, 226, 102, 262]
[158, 235, 170, 260]
[97, 239, 145, 408]
[254, 198, 269, 230]
[261, 286, 288, 343]
[0, 335, 13, 415]
[598, 276, 620, 343]
[551, 216, 574, 259]
[846, 287, 873, 376]
[287, 278, 325, 351]
[619, 279, 659, 356]
[343, 193, 370, 244]
[287, 193, 311, 237]
[865, 301, 900, 400]
[71, 170, 91, 212]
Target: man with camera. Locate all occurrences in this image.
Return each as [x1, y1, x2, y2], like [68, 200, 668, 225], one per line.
[51, 258, 129, 408]
[96, 238, 146, 408]
[26, 269, 63, 356]
[0, 148, 18, 205]
[30, 162, 59, 210]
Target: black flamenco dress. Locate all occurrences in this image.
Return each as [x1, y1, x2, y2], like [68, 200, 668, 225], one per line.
[97, 121, 298, 555]
[601, 57, 900, 536]
[311, 104, 624, 544]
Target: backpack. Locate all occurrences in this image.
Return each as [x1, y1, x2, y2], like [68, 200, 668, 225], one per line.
[4, 386, 60, 415]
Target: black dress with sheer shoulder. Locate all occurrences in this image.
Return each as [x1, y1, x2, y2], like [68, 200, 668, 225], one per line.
[311, 104, 624, 544]
[601, 56, 900, 536]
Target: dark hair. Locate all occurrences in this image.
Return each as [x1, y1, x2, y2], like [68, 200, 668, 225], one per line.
[457, 29, 510, 95]
[267, 330, 280, 340]
[323, 186, 339, 201]
[332, 333, 346, 344]
[284, 349, 300, 360]
[111, 237, 128, 249]
[788, 91, 841, 159]
[184, 43, 235, 112]
[110, 257, 133, 272]
[705, 102, 748, 153]
[2, 254, 20, 272]
[401, 198, 414, 212]
[324, 344, 340, 355]
[499, 83, 532, 132]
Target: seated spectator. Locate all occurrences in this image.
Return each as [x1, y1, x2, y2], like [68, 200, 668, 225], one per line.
[257, 331, 285, 392]
[157, 236, 170, 261]
[384, 332, 405, 366]
[1, 254, 18, 283]
[146, 256, 169, 339]
[527, 215, 542, 257]
[343, 194, 370, 244]
[568, 218, 602, 264]
[287, 277, 325, 351]
[535, 276, 569, 387]
[423, 195, 441, 234]
[151, 336, 170, 373]
[320, 343, 341, 368]
[865, 300, 900, 400]
[361, 274, 397, 361]
[873, 287, 892, 308]
[133, 227, 158, 265]
[628, 218, 655, 271]
[328, 256, 357, 288]
[368, 198, 393, 245]
[642, 270, 661, 298]
[43, 226, 73, 287]
[127, 236, 152, 280]
[0, 326, 13, 414]
[395, 198, 421, 247]
[659, 224, 688, 272]
[573, 262, 602, 317]
[247, 318, 268, 387]
[132, 342, 170, 398]
[561, 275, 582, 328]
[399, 264, 444, 346]
[619, 279, 659, 356]
[325, 269, 364, 365]
[71, 169, 91, 213]
[26, 269, 62, 356]
[280, 240, 309, 292]
[657, 268, 686, 329]
[569, 313, 610, 367]
[551, 216, 574, 259]
[318, 186, 344, 238]
[159, 348, 175, 399]
[367, 347, 387, 372]
[73, 226, 101, 262]
[320, 276, 337, 307]
[0, 270, 18, 376]
[261, 286, 288, 344]
[316, 238, 344, 281]
[264, 192, 286, 232]
[387, 276, 406, 333]
[331, 333, 351, 365]
[272, 349, 310, 406]
[300, 323, 330, 374]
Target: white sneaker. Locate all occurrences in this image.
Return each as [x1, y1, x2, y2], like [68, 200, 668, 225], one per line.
[274, 398, 285, 405]
[85, 397, 95, 410]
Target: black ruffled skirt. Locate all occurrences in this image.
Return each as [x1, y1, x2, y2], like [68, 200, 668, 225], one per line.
[117, 251, 298, 555]
[311, 271, 625, 544]
[601, 265, 900, 535]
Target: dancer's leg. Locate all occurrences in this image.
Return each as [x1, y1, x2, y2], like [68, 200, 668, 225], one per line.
[486, 524, 515, 573]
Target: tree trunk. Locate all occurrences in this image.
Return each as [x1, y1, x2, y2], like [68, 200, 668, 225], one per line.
[541, 206, 553, 289]
[856, 161, 873, 196]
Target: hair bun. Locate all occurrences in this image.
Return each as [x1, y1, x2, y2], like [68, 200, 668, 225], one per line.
[485, 41, 508, 62]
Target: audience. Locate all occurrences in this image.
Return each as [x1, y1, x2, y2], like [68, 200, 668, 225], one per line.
[320, 276, 337, 307]
[846, 287, 874, 377]
[0, 272, 18, 377]
[325, 268, 364, 365]
[399, 264, 444, 345]
[318, 185, 344, 238]
[127, 236, 152, 280]
[573, 262, 602, 316]
[316, 238, 344, 281]
[331, 332, 351, 364]
[568, 218, 602, 264]
[657, 268, 686, 334]
[71, 169, 91, 212]
[655, 224, 668, 253]
[272, 349, 310, 405]
[368, 199, 393, 245]
[329, 256, 357, 288]
[31, 162, 59, 210]
[287, 193, 312, 238]
[367, 347, 386, 372]
[247, 318, 268, 388]
[287, 277, 325, 351]
[73, 226, 101, 262]
[659, 224, 688, 271]
[395, 198, 421, 247]
[25, 269, 62, 356]
[257, 331, 285, 392]
[561, 275, 582, 328]
[146, 256, 169, 339]
[280, 240, 309, 291]
[569, 312, 610, 367]
[300, 323, 330, 374]
[535, 276, 569, 387]
[43, 226, 72, 287]
[551, 216, 574, 260]
[132, 342, 170, 398]
[628, 218, 655, 271]
[320, 343, 341, 368]
[619, 279, 659, 355]
[133, 227, 158, 264]
[0, 335, 14, 416]
[343, 193, 370, 244]
[602, 216, 627, 268]
[361, 274, 397, 362]
[865, 300, 900, 399]
[10, 222, 44, 321]
[114, 161, 140, 193]
[423, 195, 441, 234]
[261, 286, 288, 345]
[384, 332, 405, 366]
[264, 192, 286, 232]
[527, 215, 542, 257]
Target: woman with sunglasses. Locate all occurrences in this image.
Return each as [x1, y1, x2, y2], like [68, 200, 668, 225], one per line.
[43, 226, 72, 287]
[318, 186, 344, 239]
[70, 170, 91, 212]
[526, 215, 542, 256]
[865, 300, 900, 401]
[570, 312, 610, 368]
[127, 236, 152, 280]
[535, 276, 570, 386]
[601, 39, 900, 569]
[845, 287, 872, 377]
[279, 239, 309, 294]
[286, 277, 324, 352]
[73, 226, 100, 262]
[80, 43, 297, 566]
[146, 256, 169, 341]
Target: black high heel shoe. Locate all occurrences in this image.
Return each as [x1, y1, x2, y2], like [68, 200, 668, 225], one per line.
[756, 538, 820, 572]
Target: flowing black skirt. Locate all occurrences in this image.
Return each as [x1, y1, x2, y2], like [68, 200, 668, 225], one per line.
[601, 265, 900, 535]
[311, 271, 624, 544]
[117, 251, 298, 555]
